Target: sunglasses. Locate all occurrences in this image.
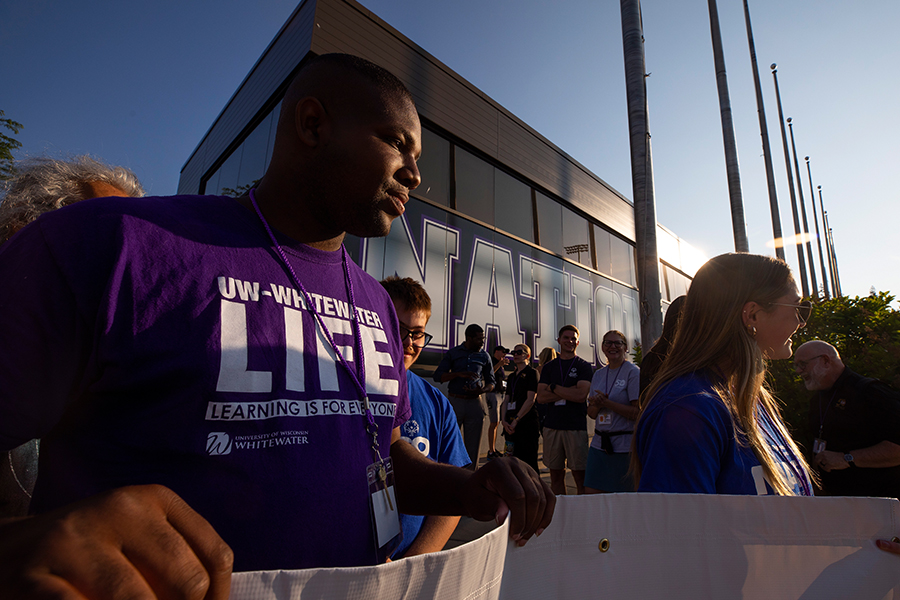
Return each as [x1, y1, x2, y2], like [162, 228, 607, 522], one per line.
[602, 340, 626, 348]
[770, 300, 813, 324]
[512, 349, 528, 356]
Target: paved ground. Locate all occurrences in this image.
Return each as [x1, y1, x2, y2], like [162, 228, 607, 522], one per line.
[444, 431, 580, 550]
[410, 370, 584, 549]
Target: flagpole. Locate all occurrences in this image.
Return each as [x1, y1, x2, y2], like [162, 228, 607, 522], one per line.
[742, 0, 785, 260]
[805, 158, 829, 299]
[620, 0, 663, 344]
[708, 0, 748, 252]
[787, 118, 818, 297]
[771, 64, 810, 297]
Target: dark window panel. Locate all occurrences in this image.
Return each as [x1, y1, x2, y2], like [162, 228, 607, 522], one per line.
[535, 191, 563, 256]
[455, 147, 494, 225]
[561, 207, 591, 268]
[494, 169, 533, 242]
[214, 148, 242, 197]
[235, 113, 272, 191]
[610, 236, 636, 286]
[593, 224, 612, 277]
[416, 127, 451, 207]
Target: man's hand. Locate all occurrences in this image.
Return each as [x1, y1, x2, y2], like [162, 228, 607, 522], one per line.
[459, 457, 555, 546]
[502, 421, 516, 435]
[815, 450, 850, 472]
[392, 437, 554, 547]
[0, 484, 233, 600]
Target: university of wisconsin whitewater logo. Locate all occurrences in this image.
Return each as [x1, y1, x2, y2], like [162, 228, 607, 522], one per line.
[207, 432, 233, 455]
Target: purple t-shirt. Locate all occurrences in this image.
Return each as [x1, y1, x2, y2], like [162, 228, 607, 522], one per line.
[0, 195, 411, 571]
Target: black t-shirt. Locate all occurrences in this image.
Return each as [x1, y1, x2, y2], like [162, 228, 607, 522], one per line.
[808, 368, 900, 499]
[505, 365, 539, 425]
[538, 356, 592, 430]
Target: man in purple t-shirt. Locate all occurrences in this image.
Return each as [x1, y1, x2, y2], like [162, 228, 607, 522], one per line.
[0, 54, 554, 599]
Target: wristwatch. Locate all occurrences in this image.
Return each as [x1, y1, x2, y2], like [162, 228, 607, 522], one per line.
[550, 383, 557, 393]
[844, 453, 856, 467]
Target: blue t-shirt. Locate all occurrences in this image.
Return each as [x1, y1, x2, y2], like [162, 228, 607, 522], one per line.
[538, 356, 593, 430]
[636, 372, 811, 495]
[393, 372, 471, 558]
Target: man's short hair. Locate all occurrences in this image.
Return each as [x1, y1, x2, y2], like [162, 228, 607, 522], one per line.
[465, 324, 484, 338]
[380, 276, 431, 318]
[297, 53, 413, 106]
[558, 324, 579, 338]
[0, 156, 143, 243]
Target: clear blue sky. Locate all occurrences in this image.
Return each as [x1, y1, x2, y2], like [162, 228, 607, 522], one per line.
[2, 0, 897, 299]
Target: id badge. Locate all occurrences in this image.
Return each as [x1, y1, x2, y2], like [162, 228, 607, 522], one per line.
[367, 458, 401, 561]
[596, 410, 612, 425]
[813, 438, 827, 454]
[507, 401, 516, 411]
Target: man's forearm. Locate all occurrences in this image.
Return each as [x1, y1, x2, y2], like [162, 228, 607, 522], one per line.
[390, 430, 556, 546]
[391, 438, 471, 516]
[400, 515, 461, 558]
[850, 440, 900, 468]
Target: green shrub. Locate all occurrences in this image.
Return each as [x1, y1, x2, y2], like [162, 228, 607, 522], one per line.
[768, 291, 900, 454]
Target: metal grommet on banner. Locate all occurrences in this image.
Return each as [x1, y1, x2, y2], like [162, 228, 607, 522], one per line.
[892, 536, 900, 544]
[598, 538, 610, 552]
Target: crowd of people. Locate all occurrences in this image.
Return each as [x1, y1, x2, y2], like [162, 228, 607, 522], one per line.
[1, 52, 898, 598]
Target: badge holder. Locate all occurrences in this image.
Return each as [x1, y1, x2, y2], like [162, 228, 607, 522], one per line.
[813, 438, 827, 454]
[368, 457, 401, 562]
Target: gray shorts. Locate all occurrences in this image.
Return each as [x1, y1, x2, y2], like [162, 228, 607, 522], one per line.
[484, 392, 502, 423]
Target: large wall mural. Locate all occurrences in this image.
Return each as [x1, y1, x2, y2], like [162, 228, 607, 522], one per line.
[347, 199, 641, 369]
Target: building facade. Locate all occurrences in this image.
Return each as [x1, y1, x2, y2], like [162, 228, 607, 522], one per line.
[178, 0, 695, 369]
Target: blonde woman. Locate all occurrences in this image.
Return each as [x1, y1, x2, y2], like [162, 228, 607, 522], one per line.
[585, 330, 640, 493]
[633, 254, 813, 496]
[536, 347, 557, 376]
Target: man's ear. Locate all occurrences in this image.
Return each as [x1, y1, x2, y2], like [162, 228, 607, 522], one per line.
[294, 97, 330, 148]
[741, 301, 762, 327]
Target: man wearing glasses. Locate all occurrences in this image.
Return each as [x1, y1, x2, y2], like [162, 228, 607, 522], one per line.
[380, 277, 470, 558]
[795, 340, 900, 499]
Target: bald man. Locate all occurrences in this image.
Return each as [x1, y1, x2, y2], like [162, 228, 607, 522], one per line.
[0, 54, 553, 598]
[795, 340, 900, 499]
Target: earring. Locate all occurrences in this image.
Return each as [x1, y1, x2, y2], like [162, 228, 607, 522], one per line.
[748, 325, 757, 337]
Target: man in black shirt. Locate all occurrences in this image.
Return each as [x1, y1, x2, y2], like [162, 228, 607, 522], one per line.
[796, 340, 900, 499]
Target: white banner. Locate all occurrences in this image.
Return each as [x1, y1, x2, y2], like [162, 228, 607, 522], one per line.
[231, 494, 900, 599]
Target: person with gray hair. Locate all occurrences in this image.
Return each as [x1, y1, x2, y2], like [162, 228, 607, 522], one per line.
[0, 155, 144, 243]
[795, 339, 900, 499]
[0, 155, 143, 520]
